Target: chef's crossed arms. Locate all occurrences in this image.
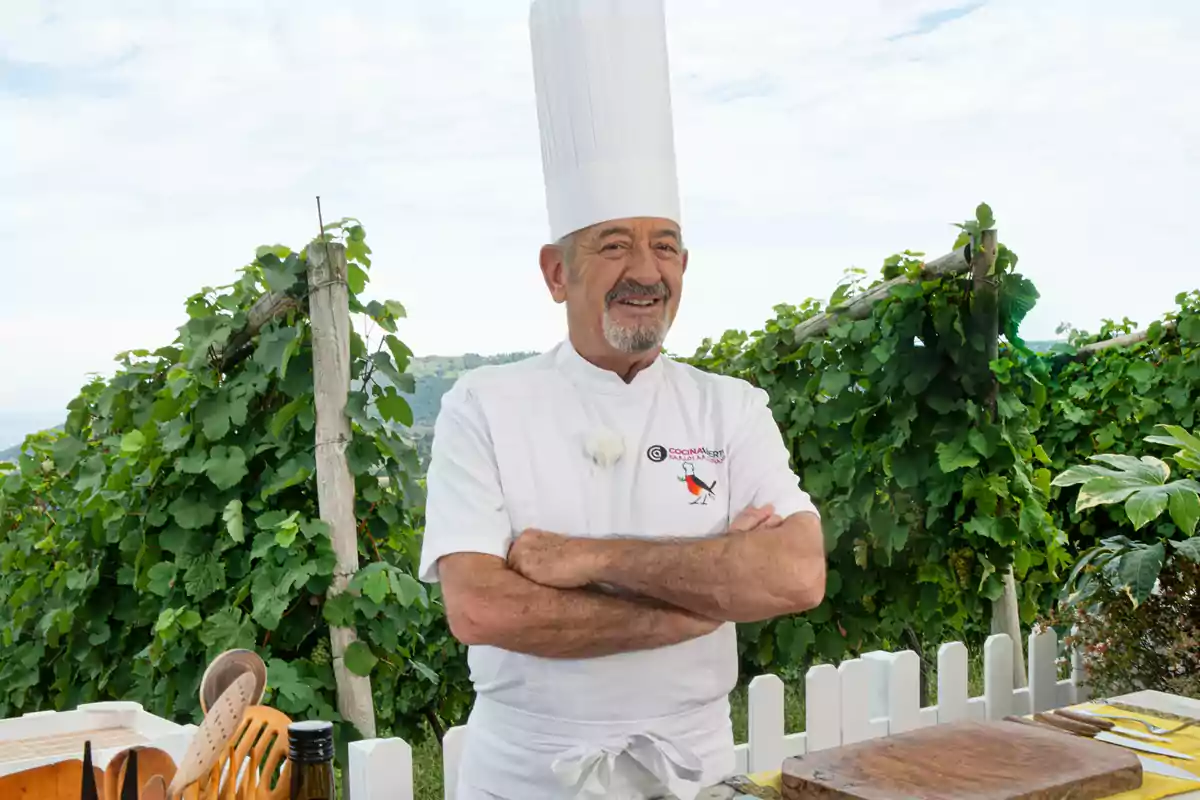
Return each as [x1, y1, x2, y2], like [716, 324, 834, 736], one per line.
[437, 503, 824, 660]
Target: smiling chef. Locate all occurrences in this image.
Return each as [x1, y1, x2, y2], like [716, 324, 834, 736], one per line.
[417, 1, 827, 798]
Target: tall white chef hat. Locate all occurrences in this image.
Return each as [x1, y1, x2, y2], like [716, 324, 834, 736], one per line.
[529, 0, 681, 243]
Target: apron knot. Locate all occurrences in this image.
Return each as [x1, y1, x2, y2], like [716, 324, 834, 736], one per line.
[551, 731, 705, 799]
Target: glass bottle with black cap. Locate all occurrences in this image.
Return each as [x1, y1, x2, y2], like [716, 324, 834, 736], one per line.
[288, 720, 337, 800]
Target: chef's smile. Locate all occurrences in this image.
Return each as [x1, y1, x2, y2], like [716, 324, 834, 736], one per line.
[610, 295, 664, 314]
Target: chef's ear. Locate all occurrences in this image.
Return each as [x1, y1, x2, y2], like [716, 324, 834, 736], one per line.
[681, 247, 688, 275]
[539, 243, 569, 304]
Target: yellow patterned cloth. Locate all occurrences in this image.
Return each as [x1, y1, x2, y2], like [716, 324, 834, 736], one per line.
[743, 703, 1200, 799]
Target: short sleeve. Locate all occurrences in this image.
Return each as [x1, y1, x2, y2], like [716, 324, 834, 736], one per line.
[417, 379, 514, 583]
[727, 383, 821, 521]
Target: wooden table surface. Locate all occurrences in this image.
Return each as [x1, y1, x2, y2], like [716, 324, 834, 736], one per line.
[1107, 690, 1200, 799]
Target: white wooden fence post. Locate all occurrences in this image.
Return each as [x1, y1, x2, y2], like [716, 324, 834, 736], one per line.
[348, 738, 413, 800]
[837, 659, 874, 745]
[747, 674, 786, 773]
[935, 641, 969, 724]
[983, 633, 1014, 719]
[886, 651, 923, 734]
[443, 726, 468, 800]
[1028, 627, 1059, 713]
[805, 664, 841, 752]
[860, 651, 892, 725]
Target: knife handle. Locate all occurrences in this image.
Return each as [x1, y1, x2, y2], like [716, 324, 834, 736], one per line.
[1006, 715, 1077, 735]
[1054, 708, 1115, 730]
[1035, 712, 1101, 737]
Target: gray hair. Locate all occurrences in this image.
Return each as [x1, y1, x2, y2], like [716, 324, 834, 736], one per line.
[555, 232, 578, 273]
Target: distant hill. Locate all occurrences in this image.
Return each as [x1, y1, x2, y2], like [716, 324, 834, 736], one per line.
[0, 353, 540, 466]
[398, 352, 540, 460]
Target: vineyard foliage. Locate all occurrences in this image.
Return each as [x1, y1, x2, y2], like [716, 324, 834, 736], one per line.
[1, 204, 1197, 744]
[0, 222, 470, 749]
[689, 205, 1071, 673]
[1020, 291, 1200, 555]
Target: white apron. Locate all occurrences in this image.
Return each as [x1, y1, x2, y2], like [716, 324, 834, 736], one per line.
[455, 695, 735, 800]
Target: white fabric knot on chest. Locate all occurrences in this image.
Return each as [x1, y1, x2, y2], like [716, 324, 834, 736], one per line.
[550, 731, 705, 800]
[583, 429, 626, 468]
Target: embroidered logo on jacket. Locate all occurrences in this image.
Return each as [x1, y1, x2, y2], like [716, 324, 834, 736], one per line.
[679, 462, 717, 505]
[645, 444, 726, 464]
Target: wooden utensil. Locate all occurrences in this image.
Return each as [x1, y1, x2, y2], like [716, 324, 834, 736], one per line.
[1050, 708, 1171, 741]
[182, 704, 293, 800]
[1010, 715, 1200, 783]
[143, 775, 168, 800]
[199, 650, 268, 716]
[1033, 713, 1195, 760]
[781, 720, 1143, 799]
[106, 747, 179, 800]
[166, 672, 257, 799]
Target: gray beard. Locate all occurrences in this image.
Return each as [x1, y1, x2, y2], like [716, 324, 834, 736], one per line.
[602, 310, 670, 354]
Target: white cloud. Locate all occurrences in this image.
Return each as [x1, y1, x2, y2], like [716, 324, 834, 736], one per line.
[1, 0, 1197, 441]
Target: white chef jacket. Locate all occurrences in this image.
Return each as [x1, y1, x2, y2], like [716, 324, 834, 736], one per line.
[419, 340, 820, 799]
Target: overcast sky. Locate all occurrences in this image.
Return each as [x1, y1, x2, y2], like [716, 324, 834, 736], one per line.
[2, 0, 1197, 447]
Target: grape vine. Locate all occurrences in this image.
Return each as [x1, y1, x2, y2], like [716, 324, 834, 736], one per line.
[0, 221, 470, 755]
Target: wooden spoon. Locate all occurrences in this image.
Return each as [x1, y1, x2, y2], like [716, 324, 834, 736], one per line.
[167, 672, 257, 799]
[199, 649, 267, 715]
[106, 747, 178, 799]
[143, 775, 168, 800]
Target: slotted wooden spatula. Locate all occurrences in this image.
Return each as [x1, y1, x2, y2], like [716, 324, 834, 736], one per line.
[167, 671, 257, 799]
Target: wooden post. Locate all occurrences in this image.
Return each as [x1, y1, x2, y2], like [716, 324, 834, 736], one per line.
[792, 244, 972, 343]
[307, 241, 377, 739]
[971, 229, 1028, 690]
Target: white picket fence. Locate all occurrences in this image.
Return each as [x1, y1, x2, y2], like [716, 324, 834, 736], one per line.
[346, 627, 1090, 799]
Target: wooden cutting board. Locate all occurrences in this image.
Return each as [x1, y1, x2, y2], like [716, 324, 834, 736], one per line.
[782, 720, 1143, 799]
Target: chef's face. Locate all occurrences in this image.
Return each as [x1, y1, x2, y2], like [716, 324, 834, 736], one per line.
[540, 217, 687, 361]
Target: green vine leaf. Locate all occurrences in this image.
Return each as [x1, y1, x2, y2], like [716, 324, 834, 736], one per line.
[937, 437, 981, 473]
[376, 387, 414, 427]
[169, 493, 218, 530]
[344, 640, 378, 677]
[204, 446, 248, 490]
[255, 325, 303, 379]
[389, 570, 427, 608]
[146, 562, 177, 597]
[223, 499, 245, 543]
[120, 430, 146, 455]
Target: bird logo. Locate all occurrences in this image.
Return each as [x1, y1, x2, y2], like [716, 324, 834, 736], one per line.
[679, 461, 717, 505]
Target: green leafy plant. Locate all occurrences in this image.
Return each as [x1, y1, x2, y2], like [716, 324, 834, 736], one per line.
[1053, 425, 1200, 606]
[688, 204, 1069, 672]
[1021, 292, 1200, 558]
[0, 220, 471, 755]
[1043, 425, 1200, 699]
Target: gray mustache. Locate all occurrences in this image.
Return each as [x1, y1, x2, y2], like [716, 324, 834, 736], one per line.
[606, 280, 670, 306]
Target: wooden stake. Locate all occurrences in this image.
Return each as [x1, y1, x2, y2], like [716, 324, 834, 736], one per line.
[306, 240, 377, 739]
[220, 291, 300, 371]
[970, 229, 1028, 689]
[1072, 320, 1176, 356]
[792, 244, 972, 344]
